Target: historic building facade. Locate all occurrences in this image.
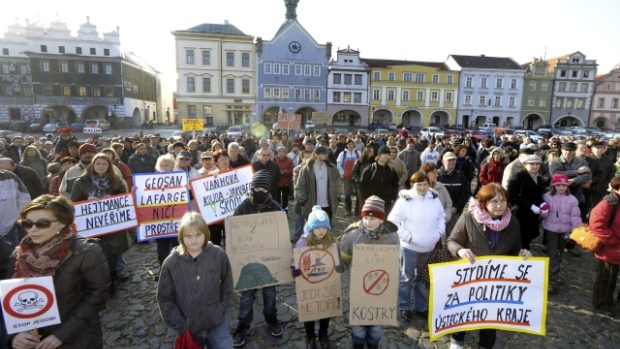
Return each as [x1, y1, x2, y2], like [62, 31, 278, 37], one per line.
[326, 47, 369, 126]
[256, 0, 330, 126]
[520, 58, 553, 129]
[548, 52, 597, 127]
[591, 64, 620, 129]
[446, 54, 524, 128]
[172, 21, 255, 127]
[0, 18, 159, 128]
[365, 59, 458, 128]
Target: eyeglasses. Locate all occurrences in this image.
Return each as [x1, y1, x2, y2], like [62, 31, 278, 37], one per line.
[179, 157, 191, 161]
[19, 219, 58, 229]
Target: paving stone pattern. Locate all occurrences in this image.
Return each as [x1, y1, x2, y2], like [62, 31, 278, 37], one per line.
[101, 200, 620, 349]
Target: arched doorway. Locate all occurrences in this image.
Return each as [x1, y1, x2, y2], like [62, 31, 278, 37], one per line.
[41, 105, 77, 124]
[332, 110, 361, 126]
[295, 107, 316, 125]
[523, 114, 542, 129]
[475, 116, 486, 127]
[132, 107, 142, 127]
[401, 109, 422, 128]
[82, 105, 108, 121]
[554, 116, 583, 127]
[461, 115, 471, 128]
[372, 108, 393, 126]
[430, 110, 450, 127]
[263, 106, 279, 124]
[593, 117, 607, 129]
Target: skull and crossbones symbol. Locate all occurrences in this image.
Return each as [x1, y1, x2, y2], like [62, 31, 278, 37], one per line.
[14, 291, 45, 312]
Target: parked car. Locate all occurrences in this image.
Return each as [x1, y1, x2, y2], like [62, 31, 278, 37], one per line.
[374, 128, 391, 138]
[27, 122, 44, 132]
[202, 126, 217, 135]
[226, 126, 243, 139]
[421, 126, 445, 138]
[515, 129, 544, 142]
[478, 123, 497, 132]
[42, 122, 60, 133]
[388, 123, 397, 131]
[84, 119, 111, 131]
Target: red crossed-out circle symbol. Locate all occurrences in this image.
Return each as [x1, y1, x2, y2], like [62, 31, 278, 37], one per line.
[3, 284, 54, 319]
[363, 269, 389, 295]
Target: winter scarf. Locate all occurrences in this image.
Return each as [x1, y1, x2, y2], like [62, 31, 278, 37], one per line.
[468, 197, 511, 231]
[14, 226, 75, 278]
[90, 175, 110, 198]
[360, 223, 386, 240]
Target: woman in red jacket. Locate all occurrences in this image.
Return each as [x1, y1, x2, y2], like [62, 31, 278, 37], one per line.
[590, 176, 620, 314]
[274, 146, 294, 209]
[478, 147, 504, 185]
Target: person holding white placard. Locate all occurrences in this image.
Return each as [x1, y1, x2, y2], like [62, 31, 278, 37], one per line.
[10, 195, 110, 349]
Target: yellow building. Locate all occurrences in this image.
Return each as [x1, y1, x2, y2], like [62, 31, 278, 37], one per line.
[364, 59, 459, 128]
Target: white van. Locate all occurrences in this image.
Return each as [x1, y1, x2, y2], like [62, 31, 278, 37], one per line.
[479, 123, 496, 131]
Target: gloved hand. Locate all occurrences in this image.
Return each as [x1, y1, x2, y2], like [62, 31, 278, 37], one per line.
[291, 267, 301, 278]
[530, 204, 541, 214]
[539, 202, 550, 214]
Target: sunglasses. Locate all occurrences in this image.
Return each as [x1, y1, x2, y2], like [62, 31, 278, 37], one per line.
[179, 157, 191, 161]
[19, 219, 58, 229]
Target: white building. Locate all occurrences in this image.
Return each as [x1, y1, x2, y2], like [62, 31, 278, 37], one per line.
[446, 54, 525, 128]
[326, 47, 369, 126]
[591, 64, 620, 129]
[172, 21, 255, 127]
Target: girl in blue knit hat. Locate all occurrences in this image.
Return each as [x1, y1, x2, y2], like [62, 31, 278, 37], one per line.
[293, 205, 339, 349]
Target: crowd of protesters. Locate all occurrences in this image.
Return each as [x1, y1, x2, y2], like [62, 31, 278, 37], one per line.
[0, 124, 620, 348]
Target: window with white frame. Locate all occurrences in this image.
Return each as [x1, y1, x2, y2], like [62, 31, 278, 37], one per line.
[76, 63, 85, 73]
[481, 78, 487, 88]
[78, 86, 87, 96]
[186, 50, 194, 64]
[511, 79, 517, 89]
[42, 61, 50, 72]
[580, 83, 588, 93]
[333, 92, 341, 102]
[226, 79, 234, 93]
[387, 89, 395, 101]
[274, 63, 281, 75]
[577, 98, 585, 109]
[20, 64, 28, 75]
[509, 96, 515, 107]
[264, 63, 272, 74]
[273, 88, 280, 99]
[295, 64, 302, 75]
[402, 90, 409, 101]
[282, 88, 289, 100]
[431, 91, 439, 102]
[417, 91, 424, 101]
[464, 94, 472, 105]
[496, 78, 503, 89]
[333, 74, 341, 84]
[479, 96, 485, 105]
[403, 73, 412, 82]
[528, 99, 534, 107]
[583, 71, 590, 78]
[529, 82, 536, 91]
[374, 71, 381, 80]
[612, 98, 619, 108]
[282, 64, 289, 75]
[571, 70, 578, 78]
[242, 52, 250, 67]
[91, 63, 98, 74]
[242, 79, 250, 94]
[344, 74, 352, 85]
[415, 73, 424, 83]
[202, 51, 210, 65]
[304, 65, 311, 76]
[495, 96, 501, 106]
[187, 77, 195, 92]
[313, 65, 320, 76]
[447, 75, 453, 84]
[226, 52, 234, 66]
[343, 92, 352, 103]
[354, 93, 362, 103]
[446, 92, 453, 103]
[187, 105, 196, 118]
[354, 74, 362, 85]
[569, 83, 577, 92]
[465, 77, 472, 88]
[295, 88, 301, 100]
[539, 99, 546, 107]
[203, 78, 211, 93]
[264, 88, 271, 99]
[63, 85, 71, 96]
[373, 89, 380, 100]
[566, 98, 573, 108]
[92, 86, 100, 97]
[558, 82, 566, 92]
[541, 82, 548, 91]
[104, 64, 112, 75]
[560, 70, 566, 77]
[432, 74, 439, 83]
[304, 89, 311, 100]
[555, 99, 562, 108]
[388, 72, 395, 81]
[59, 61, 69, 73]
[598, 98, 605, 108]
[314, 89, 320, 100]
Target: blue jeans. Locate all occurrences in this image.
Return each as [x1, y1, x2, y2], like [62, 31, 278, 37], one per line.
[398, 247, 430, 312]
[194, 322, 233, 349]
[291, 213, 305, 243]
[351, 325, 382, 345]
[237, 286, 277, 330]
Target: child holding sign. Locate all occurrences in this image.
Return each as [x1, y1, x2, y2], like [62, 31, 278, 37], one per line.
[339, 196, 400, 349]
[156, 211, 234, 348]
[293, 205, 339, 349]
[541, 174, 581, 294]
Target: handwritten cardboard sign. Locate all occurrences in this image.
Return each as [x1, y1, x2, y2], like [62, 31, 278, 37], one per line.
[191, 165, 253, 224]
[294, 245, 343, 322]
[73, 193, 138, 238]
[349, 244, 400, 326]
[225, 211, 293, 291]
[133, 171, 190, 241]
[428, 256, 549, 341]
[0, 277, 61, 335]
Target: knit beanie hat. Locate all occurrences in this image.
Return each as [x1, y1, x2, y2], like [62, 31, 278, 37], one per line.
[361, 195, 386, 220]
[551, 173, 569, 186]
[250, 170, 271, 191]
[304, 205, 331, 233]
[78, 143, 97, 157]
[377, 145, 391, 156]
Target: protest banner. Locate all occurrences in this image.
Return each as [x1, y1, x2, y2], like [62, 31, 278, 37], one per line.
[293, 245, 343, 322]
[191, 165, 253, 225]
[428, 256, 549, 341]
[82, 127, 102, 134]
[133, 171, 190, 241]
[349, 244, 400, 326]
[0, 276, 60, 335]
[277, 113, 301, 130]
[225, 211, 293, 291]
[182, 118, 204, 131]
[73, 193, 138, 238]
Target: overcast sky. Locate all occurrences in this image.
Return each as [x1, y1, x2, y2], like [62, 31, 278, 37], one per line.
[3, 0, 619, 90]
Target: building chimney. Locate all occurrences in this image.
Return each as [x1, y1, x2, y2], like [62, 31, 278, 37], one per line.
[326, 42, 332, 59]
[284, 0, 299, 20]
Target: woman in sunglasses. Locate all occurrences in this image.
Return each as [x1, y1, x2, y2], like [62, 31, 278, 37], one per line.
[10, 195, 110, 349]
[70, 153, 129, 288]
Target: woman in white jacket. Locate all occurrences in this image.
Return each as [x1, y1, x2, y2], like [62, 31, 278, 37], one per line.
[388, 170, 445, 322]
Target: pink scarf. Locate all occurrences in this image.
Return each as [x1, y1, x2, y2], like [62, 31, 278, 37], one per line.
[468, 197, 511, 231]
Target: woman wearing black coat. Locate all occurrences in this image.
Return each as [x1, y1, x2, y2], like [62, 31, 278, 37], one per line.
[507, 154, 547, 249]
